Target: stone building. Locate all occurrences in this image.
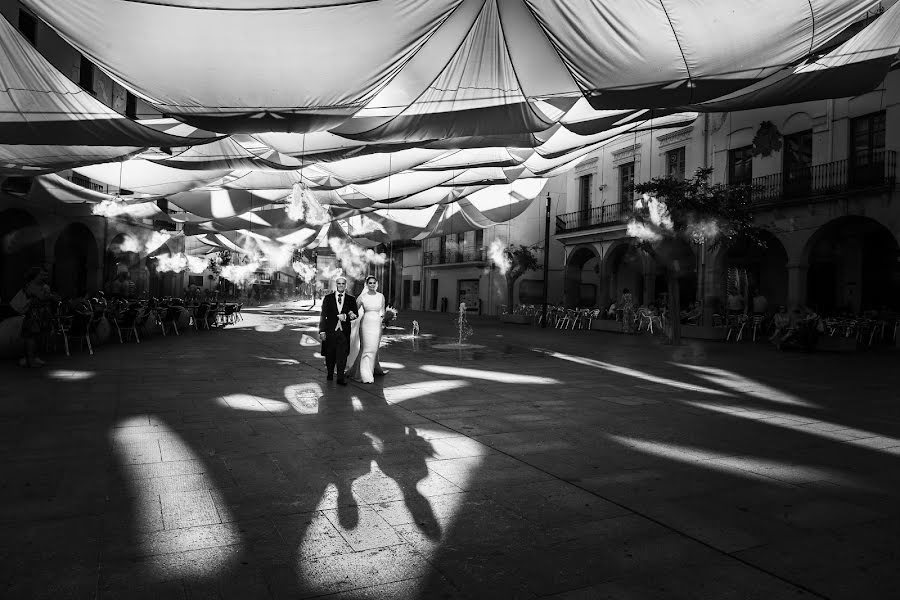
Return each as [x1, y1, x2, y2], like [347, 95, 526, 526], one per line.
[551, 72, 900, 320]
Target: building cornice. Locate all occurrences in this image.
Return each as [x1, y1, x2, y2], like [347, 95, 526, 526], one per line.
[657, 126, 694, 148]
[612, 144, 641, 166]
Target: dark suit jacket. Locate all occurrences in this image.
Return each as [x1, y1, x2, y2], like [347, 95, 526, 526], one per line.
[318, 292, 358, 340]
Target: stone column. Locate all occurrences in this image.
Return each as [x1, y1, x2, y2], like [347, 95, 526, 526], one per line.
[786, 262, 809, 309]
[642, 272, 655, 306]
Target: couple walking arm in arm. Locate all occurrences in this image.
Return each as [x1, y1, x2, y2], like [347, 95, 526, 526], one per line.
[318, 276, 387, 385]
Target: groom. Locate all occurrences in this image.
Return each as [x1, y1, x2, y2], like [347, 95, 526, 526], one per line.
[318, 277, 357, 384]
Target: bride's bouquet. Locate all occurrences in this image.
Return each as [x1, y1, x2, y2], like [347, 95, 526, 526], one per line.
[382, 306, 398, 327]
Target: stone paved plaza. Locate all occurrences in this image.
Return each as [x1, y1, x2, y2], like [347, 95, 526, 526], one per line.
[2, 303, 899, 599]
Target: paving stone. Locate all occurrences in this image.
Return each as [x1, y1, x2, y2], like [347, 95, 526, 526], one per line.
[273, 511, 353, 560]
[323, 505, 404, 551]
[160, 489, 222, 530]
[291, 545, 429, 598]
[3, 305, 900, 598]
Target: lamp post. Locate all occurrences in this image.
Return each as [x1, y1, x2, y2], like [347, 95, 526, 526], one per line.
[691, 232, 707, 327]
[541, 192, 551, 328]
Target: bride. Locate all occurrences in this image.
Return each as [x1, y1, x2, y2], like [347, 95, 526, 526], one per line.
[347, 275, 386, 383]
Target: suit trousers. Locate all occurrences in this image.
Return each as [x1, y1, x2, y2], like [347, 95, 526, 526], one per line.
[323, 328, 350, 379]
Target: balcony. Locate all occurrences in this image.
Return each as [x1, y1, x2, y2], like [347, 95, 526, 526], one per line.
[555, 201, 632, 235]
[424, 247, 486, 266]
[750, 149, 896, 205]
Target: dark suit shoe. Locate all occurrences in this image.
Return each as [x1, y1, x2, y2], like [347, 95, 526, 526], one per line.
[337, 378, 348, 385]
[326, 373, 334, 380]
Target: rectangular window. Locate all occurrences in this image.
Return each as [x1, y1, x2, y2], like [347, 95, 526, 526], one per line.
[851, 111, 886, 159]
[619, 162, 635, 204]
[18, 10, 37, 46]
[728, 146, 753, 186]
[783, 130, 813, 197]
[412, 280, 421, 296]
[850, 112, 887, 187]
[474, 229, 483, 250]
[79, 55, 95, 94]
[666, 147, 686, 180]
[188, 275, 204, 287]
[578, 174, 592, 213]
[423, 237, 439, 265]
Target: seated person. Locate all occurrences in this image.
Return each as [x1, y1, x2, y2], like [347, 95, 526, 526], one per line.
[769, 305, 790, 342]
[605, 300, 617, 319]
[680, 301, 695, 321]
[775, 306, 820, 349]
[13, 268, 54, 368]
[751, 289, 768, 316]
[681, 301, 702, 324]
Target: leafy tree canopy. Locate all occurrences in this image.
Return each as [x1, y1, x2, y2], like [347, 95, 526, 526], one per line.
[504, 244, 538, 281]
[631, 167, 764, 251]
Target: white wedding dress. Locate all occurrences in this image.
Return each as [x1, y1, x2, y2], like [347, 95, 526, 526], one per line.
[347, 291, 384, 383]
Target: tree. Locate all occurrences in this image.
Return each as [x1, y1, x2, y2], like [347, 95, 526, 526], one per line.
[632, 167, 761, 344]
[503, 244, 538, 312]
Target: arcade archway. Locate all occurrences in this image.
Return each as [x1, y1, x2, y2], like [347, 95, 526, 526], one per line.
[107, 233, 146, 297]
[146, 242, 179, 299]
[0, 209, 45, 300]
[724, 229, 789, 310]
[805, 216, 900, 314]
[564, 246, 599, 308]
[604, 243, 644, 306]
[53, 223, 98, 298]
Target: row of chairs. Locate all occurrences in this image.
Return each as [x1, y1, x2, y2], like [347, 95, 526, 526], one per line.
[824, 317, 897, 347]
[45, 299, 243, 357]
[723, 314, 897, 347]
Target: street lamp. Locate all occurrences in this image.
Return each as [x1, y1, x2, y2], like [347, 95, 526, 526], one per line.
[691, 230, 707, 327]
[541, 192, 551, 328]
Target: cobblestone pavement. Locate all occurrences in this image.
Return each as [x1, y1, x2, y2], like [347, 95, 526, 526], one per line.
[2, 301, 899, 599]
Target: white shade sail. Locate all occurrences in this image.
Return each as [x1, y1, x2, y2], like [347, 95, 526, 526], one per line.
[4, 1, 897, 250]
[22, 0, 462, 133]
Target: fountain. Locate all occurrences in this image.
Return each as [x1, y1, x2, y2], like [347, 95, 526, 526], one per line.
[431, 302, 485, 350]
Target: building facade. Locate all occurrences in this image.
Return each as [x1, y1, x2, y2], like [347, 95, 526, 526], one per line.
[551, 71, 900, 320]
[0, 1, 190, 301]
[394, 176, 569, 316]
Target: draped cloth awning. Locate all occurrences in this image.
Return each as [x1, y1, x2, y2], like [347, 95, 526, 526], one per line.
[23, 0, 884, 131]
[4, 1, 899, 248]
[0, 15, 220, 148]
[22, 0, 464, 133]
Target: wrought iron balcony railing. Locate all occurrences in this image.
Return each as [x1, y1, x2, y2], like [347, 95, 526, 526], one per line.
[424, 247, 487, 265]
[750, 149, 896, 205]
[555, 201, 633, 235]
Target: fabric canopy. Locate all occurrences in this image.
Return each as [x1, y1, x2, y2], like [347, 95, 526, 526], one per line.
[24, 0, 882, 130]
[4, 1, 898, 250]
[0, 14, 218, 148]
